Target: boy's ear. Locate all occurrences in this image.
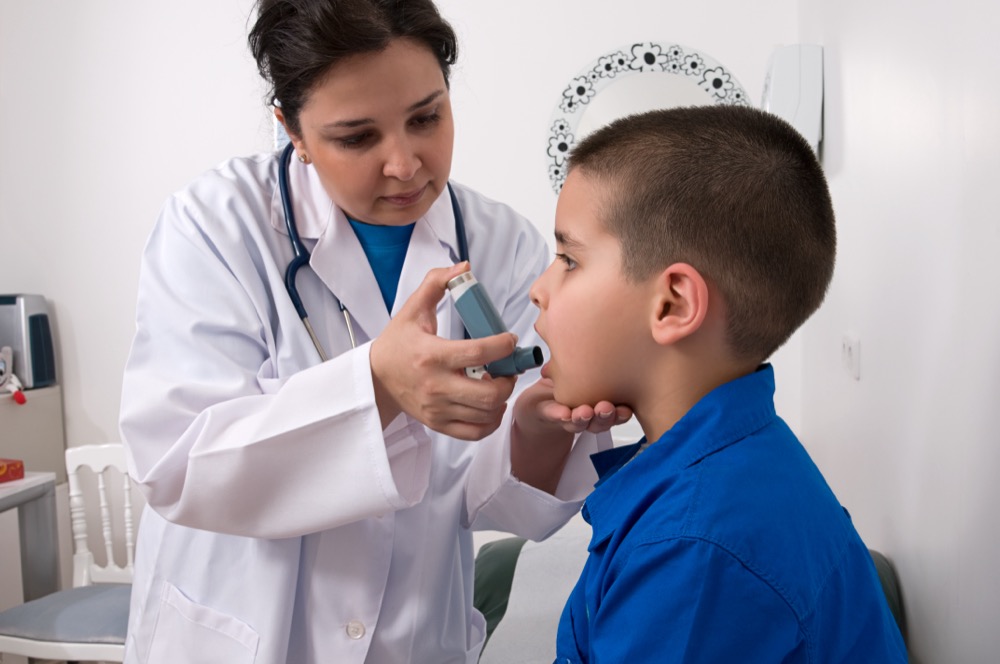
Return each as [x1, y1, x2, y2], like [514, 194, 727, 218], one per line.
[649, 263, 709, 346]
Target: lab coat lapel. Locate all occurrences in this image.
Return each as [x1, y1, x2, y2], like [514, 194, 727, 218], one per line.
[392, 187, 462, 311]
[310, 211, 388, 342]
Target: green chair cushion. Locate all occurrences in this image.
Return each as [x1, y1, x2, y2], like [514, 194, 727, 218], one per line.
[473, 536, 527, 645]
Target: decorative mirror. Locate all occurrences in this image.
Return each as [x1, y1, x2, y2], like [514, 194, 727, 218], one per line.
[545, 42, 750, 193]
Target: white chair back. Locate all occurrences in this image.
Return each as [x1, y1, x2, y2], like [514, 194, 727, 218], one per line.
[66, 443, 135, 587]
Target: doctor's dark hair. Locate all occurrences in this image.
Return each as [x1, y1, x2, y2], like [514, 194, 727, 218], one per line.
[567, 105, 836, 363]
[248, 0, 458, 138]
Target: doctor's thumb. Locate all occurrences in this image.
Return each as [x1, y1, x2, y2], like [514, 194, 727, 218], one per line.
[399, 263, 471, 329]
[412, 263, 471, 311]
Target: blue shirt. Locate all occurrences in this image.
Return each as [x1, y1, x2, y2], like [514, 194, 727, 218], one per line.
[348, 219, 415, 312]
[555, 365, 907, 663]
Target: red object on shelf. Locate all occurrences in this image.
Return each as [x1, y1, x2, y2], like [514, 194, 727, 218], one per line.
[0, 458, 25, 483]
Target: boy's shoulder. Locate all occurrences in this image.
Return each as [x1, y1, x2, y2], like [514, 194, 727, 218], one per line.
[609, 418, 855, 573]
[579, 419, 905, 660]
[588, 366, 869, 618]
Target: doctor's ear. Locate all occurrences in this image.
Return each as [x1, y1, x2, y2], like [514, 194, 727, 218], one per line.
[649, 263, 709, 346]
[274, 108, 310, 164]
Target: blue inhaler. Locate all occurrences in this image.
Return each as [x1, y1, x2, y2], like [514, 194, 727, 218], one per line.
[447, 271, 544, 379]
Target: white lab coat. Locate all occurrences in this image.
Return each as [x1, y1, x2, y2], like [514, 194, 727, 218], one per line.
[119, 152, 608, 664]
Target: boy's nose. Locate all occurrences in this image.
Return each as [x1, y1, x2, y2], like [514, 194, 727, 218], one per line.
[529, 272, 547, 309]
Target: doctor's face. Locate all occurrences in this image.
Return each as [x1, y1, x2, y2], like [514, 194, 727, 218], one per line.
[530, 171, 654, 409]
[284, 38, 454, 226]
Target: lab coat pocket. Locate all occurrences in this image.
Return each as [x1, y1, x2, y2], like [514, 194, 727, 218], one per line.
[147, 582, 260, 664]
[466, 609, 488, 663]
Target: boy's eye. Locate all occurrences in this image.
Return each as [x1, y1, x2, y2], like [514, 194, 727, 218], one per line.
[555, 253, 578, 271]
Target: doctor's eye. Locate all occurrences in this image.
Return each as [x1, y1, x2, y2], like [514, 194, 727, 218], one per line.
[555, 253, 578, 271]
[334, 131, 375, 149]
[410, 111, 441, 130]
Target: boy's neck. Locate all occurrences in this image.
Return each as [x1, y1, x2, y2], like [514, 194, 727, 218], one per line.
[632, 347, 758, 444]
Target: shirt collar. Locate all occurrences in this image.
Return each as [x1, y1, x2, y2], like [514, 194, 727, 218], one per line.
[583, 364, 779, 547]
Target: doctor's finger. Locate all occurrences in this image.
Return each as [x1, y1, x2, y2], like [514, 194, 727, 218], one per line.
[418, 384, 509, 429]
[457, 373, 517, 407]
[416, 366, 514, 410]
[437, 412, 509, 442]
[443, 333, 518, 371]
[429, 400, 509, 426]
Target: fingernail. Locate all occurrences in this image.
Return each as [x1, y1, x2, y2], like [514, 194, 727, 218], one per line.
[598, 411, 612, 419]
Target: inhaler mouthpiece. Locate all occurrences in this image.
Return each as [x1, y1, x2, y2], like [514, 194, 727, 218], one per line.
[447, 271, 544, 378]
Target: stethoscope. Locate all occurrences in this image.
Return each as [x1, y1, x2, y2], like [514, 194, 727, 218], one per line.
[278, 142, 469, 361]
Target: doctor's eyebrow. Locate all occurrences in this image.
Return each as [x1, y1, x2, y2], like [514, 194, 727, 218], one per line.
[406, 90, 445, 112]
[322, 90, 446, 129]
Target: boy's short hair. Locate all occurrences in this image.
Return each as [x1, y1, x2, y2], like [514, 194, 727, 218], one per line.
[568, 105, 836, 362]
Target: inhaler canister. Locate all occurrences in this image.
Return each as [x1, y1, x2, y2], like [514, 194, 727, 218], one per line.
[447, 271, 544, 378]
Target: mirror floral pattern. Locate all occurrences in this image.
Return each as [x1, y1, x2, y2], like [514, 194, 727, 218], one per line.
[547, 42, 750, 193]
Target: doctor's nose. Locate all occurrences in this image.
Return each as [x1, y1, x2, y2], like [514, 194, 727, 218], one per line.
[382, 136, 421, 181]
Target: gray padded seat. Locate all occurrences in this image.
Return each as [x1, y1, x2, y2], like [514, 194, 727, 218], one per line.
[0, 583, 129, 646]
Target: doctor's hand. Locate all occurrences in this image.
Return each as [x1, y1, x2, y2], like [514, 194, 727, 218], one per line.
[370, 262, 519, 441]
[509, 376, 632, 494]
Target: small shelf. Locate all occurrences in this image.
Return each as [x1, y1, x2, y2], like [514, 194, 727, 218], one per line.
[0, 385, 67, 483]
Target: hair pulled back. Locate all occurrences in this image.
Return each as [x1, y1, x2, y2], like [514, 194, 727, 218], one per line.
[249, 0, 457, 137]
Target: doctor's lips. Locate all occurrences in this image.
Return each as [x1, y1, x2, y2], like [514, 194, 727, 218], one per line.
[382, 186, 427, 206]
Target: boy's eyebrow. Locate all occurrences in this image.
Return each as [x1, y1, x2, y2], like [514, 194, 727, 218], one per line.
[554, 230, 583, 249]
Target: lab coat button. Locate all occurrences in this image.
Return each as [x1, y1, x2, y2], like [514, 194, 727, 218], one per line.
[346, 620, 366, 640]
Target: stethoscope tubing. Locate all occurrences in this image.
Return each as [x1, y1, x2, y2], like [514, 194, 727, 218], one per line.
[279, 142, 340, 359]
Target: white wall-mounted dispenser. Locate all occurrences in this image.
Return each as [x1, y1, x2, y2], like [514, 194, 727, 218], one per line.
[761, 44, 824, 155]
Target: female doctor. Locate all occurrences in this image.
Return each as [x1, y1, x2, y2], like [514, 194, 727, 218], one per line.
[118, 1, 629, 663]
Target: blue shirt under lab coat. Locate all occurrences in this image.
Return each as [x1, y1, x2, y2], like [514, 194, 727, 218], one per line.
[555, 365, 908, 663]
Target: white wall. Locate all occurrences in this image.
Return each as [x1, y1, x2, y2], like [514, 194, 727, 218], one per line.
[798, 1, 1000, 662]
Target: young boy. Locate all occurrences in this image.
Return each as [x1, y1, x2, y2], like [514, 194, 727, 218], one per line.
[527, 106, 908, 662]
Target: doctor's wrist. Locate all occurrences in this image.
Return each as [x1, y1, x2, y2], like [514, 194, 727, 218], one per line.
[369, 340, 402, 430]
